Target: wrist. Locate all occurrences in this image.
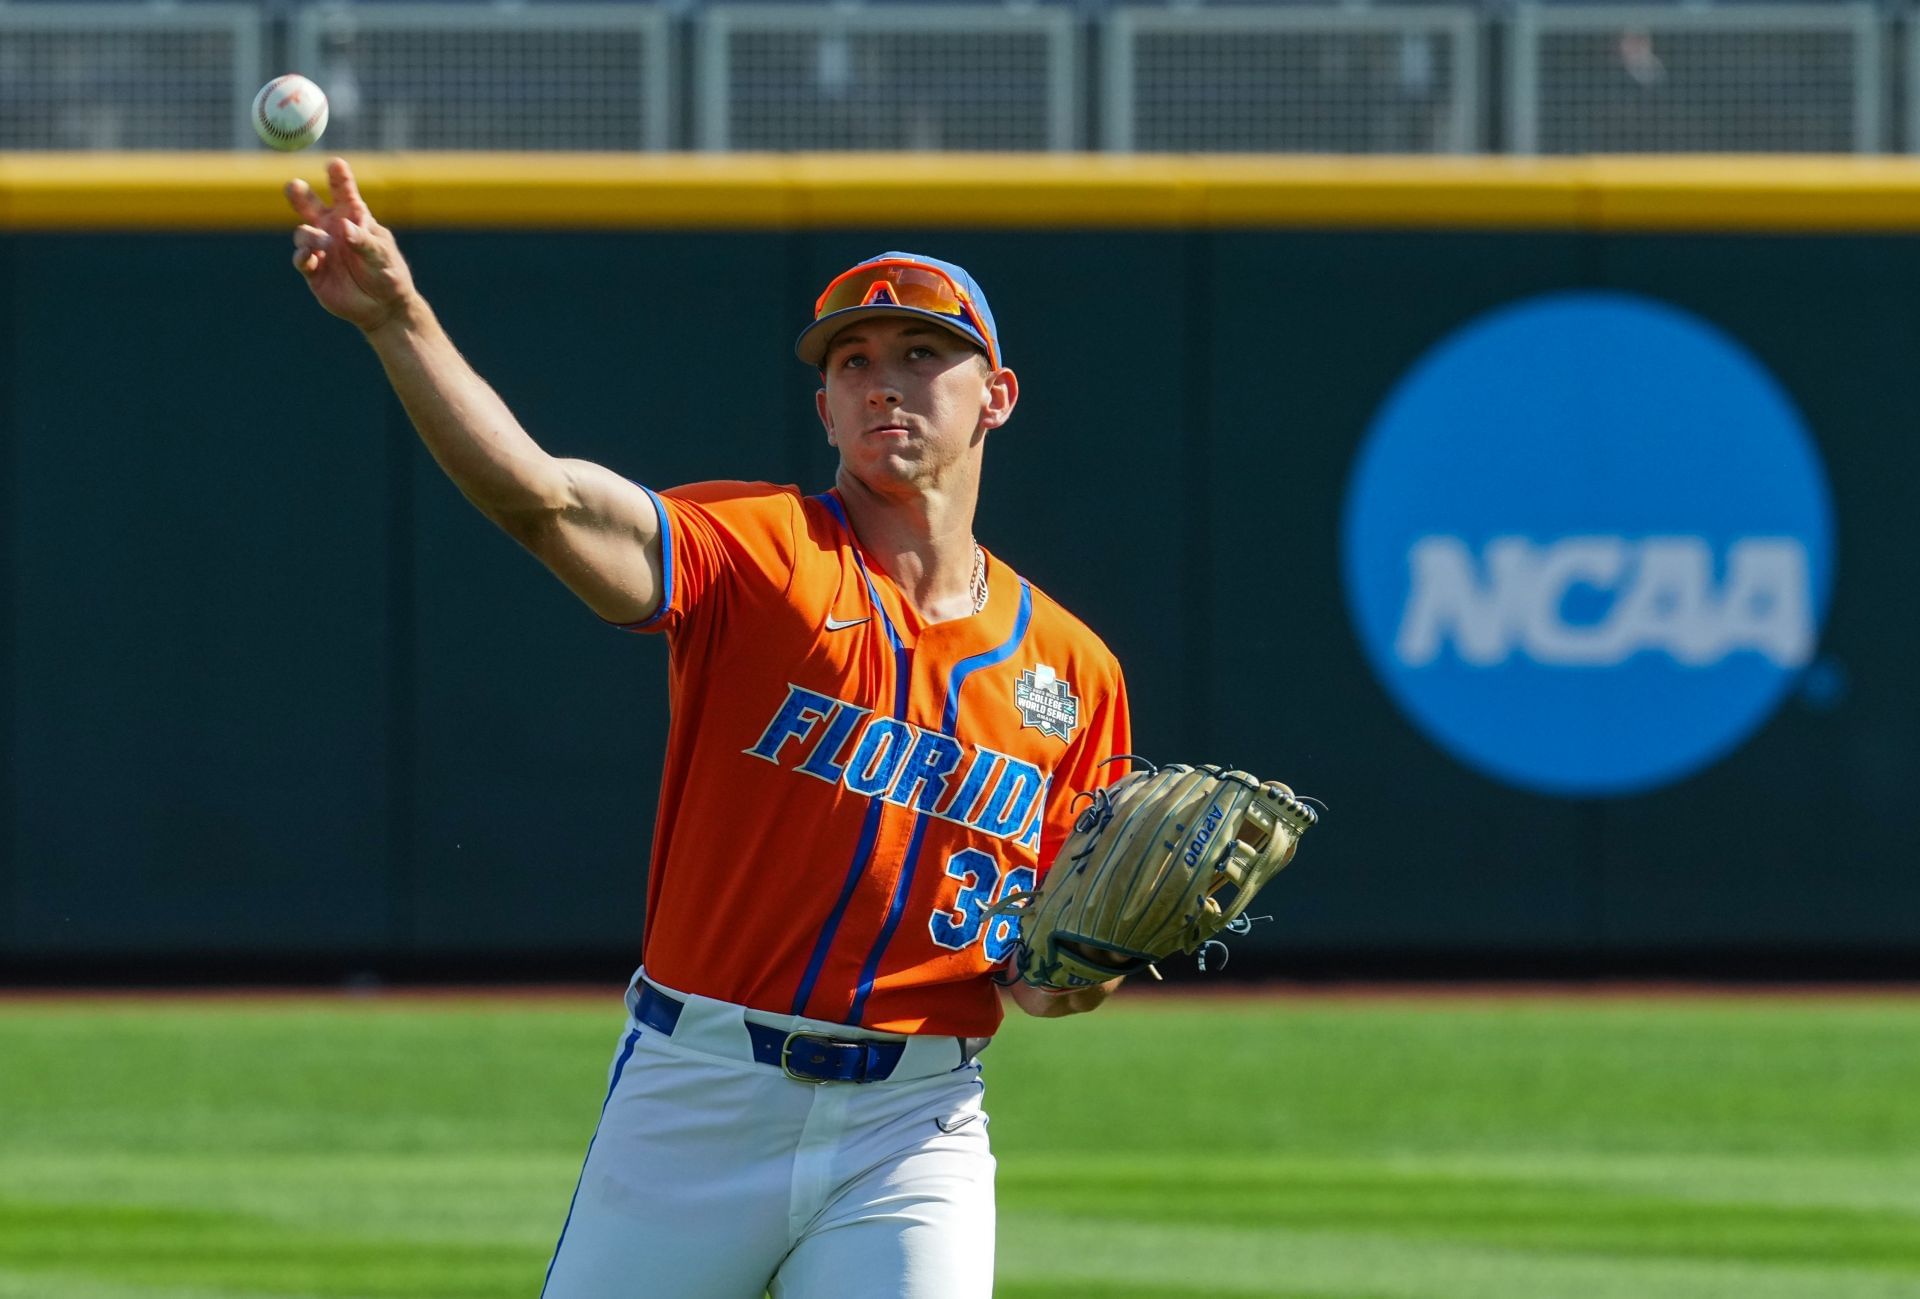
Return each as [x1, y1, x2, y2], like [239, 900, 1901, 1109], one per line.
[361, 293, 430, 343]
[1007, 975, 1118, 1018]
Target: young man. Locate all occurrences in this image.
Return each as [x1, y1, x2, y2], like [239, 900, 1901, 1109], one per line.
[287, 158, 1131, 1297]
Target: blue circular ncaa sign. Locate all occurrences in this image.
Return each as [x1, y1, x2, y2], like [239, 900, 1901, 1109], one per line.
[1342, 292, 1835, 797]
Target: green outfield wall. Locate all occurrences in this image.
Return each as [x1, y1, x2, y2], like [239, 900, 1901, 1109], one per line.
[2, 155, 1914, 975]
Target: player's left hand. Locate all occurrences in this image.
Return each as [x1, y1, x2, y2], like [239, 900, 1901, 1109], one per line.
[285, 157, 418, 334]
[991, 760, 1318, 992]
[1003, 976, 1119, 1018]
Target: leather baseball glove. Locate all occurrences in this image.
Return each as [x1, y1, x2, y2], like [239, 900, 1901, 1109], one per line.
[992, 761, 1318, 991]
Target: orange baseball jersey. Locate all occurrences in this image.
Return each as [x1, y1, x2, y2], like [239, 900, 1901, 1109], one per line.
[623, 480, 1131, 1038]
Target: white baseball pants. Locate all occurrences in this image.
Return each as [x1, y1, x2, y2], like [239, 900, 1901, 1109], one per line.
[540, 972, 996, 1299]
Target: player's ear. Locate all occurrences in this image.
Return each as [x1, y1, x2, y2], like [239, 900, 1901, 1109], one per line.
[815, 388, 837, 446]
[980, 366, 1018, 431]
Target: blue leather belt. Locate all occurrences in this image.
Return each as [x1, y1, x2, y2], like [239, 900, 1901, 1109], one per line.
[635, 984, 914, 1084]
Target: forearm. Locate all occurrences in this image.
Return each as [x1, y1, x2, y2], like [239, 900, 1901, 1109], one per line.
[1006, 976, 1122, 1018]
[363, 299, 567, 522]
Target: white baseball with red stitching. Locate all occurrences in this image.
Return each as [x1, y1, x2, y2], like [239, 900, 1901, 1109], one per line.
[252, 75, 329, 152]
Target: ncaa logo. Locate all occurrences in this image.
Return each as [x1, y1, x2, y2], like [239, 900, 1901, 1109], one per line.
[1341, 291, 1835, 797]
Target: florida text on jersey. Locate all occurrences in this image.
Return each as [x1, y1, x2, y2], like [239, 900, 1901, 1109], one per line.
[622, 482, 1131, 1037]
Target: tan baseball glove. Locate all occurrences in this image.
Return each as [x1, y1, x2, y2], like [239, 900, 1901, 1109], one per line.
[991, 761, 1318, 991]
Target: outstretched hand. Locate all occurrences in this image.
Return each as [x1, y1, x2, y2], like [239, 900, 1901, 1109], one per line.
[286, 157, 416, 333]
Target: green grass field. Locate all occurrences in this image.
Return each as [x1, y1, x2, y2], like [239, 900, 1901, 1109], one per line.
[2, 990, 1918, 1298]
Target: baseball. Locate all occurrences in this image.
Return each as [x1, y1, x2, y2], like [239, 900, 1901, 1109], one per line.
[252, 74, 328, 151]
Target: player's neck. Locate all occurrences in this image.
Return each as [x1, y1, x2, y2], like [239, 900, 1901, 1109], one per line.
[835, 471, 982, 623]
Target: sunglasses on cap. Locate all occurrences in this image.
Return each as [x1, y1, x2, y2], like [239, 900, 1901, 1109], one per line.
[811, 258, 999, 370]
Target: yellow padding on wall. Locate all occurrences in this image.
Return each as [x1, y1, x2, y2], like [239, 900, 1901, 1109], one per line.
[6, 153, 1920, 232]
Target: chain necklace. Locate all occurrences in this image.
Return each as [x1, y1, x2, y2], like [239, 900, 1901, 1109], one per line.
[970, 543, 988, 615]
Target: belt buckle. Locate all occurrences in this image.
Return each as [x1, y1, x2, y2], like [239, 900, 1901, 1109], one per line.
[781, 1031, 863, 1084]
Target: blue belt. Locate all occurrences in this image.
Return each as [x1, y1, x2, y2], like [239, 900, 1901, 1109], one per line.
[635, 984, 912, 1084]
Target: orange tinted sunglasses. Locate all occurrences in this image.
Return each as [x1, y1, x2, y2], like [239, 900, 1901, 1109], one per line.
[813, 259, 998, 368]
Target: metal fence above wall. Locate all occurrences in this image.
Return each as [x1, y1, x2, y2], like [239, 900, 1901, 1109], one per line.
[696, 5, 1079, 152]
[289, 3, 672, 151]
[1104, 7, 1480, 154]
[1509, 4, 1884, 154]
[0, 0, 1908, 154]
[0, 3, 260, 150]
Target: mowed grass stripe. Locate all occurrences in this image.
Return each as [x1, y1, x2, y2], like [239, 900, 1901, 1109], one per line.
[0, 1200, 535, 1297]
[1003, 1150, 1920, 1214]
[1002, 1160, 1920, 1268]
[996, 1213, 1920, 1299]
[3, 994, 1918, 1298]
[991, 998, 1920, 1158]
[10, 1151, 1920, 1265]
[0, 1274, 309, 1299]
[0, 1154, 572, 1244]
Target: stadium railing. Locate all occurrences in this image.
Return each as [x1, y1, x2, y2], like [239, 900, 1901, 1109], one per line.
[0, 0, 1905, 153]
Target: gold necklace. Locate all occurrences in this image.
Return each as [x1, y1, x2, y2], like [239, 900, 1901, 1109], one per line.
[970, 543, 988, 615]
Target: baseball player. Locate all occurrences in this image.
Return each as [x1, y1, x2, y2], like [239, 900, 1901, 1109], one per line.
[286, 158, 1132, 1297]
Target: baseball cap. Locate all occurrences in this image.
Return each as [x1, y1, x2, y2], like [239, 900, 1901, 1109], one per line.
[794, 252, 1001, 371]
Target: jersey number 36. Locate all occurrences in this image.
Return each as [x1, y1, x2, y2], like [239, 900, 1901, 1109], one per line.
[928, 848, 1035, 964]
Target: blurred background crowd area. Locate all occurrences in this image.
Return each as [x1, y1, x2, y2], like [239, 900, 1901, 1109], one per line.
[0, 0, 1906, 156]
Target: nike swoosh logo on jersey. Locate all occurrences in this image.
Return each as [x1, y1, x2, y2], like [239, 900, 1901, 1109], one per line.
[824, 615, 870, 631]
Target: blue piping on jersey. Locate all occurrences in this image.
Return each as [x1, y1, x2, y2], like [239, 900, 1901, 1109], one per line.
[618, 484, 675, 631]
[846, 579, 1034, 1024]
[791, 780, 890, 1018]
[790, 493, 911, 1019]
[541, 1027, 642, 1296]
[943, 581, 1034, 734]
[846, 809, 940, 1025]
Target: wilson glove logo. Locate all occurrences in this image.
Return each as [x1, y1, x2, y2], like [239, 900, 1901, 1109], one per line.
[1342, 292, 1834, 797]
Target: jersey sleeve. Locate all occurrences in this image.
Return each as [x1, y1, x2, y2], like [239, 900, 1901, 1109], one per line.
[615, 481, 801, 636]
[1036, 659, 1132, 880]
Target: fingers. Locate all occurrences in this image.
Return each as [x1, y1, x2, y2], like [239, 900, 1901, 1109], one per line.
[291, 223, 329, 276]
[339, 219, 387, 270]
[327, 157, 372, 224]
[290, 214, 392, 282]
[286, 160, 371, 229]
[284, 176, 330, 225]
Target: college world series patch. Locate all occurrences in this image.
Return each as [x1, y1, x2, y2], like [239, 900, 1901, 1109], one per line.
[1015, 665, 1079, 742]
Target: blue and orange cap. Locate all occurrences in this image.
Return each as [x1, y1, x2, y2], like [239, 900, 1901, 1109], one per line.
[794, 251, 1001, 371]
